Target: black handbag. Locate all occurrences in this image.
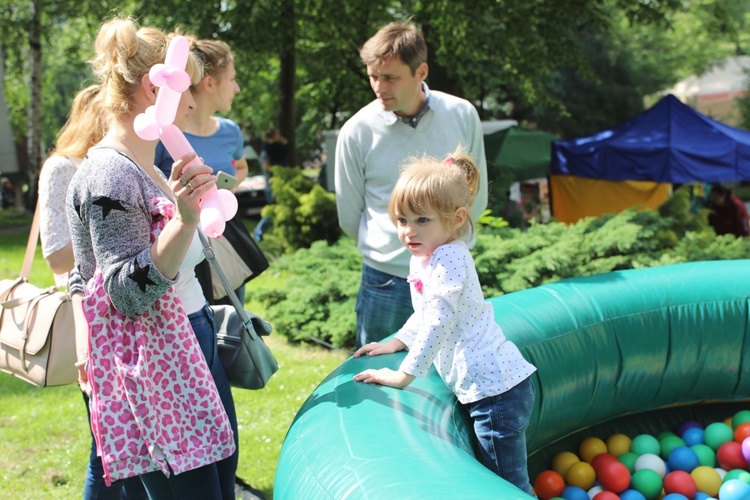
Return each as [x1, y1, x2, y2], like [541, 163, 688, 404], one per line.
[198, 230, 278, 390]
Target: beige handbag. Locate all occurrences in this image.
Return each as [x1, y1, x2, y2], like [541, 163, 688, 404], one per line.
[0, 201, 77, 387]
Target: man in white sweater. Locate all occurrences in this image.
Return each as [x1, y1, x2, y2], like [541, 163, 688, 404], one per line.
[335, 21, 487, 349]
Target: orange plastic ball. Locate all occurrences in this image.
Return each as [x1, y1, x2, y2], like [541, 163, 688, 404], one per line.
[735, 422, 750, 443]
[566, 461, 597, 490]
[534, 470, 565, 500]
[552, 451, 580, 477]
[591, 453, 618, 473]
[580, 437, 608, 463]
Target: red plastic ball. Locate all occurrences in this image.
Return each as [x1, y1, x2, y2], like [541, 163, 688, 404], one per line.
[593, 492, 620, 500]
[534, 470, 565, 500]
[717, 441, 749, 470]
[597, 458, 631, 493]
[663, 470, 698, 498]
[735, 422, 750, 443]
[591, 452, 618, 473]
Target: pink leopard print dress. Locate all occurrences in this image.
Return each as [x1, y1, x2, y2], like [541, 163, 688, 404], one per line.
[84, 196, 235, 485]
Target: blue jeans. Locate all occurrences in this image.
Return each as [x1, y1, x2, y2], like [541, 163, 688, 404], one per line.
[140, 305, 238, 499]
[464, 376, 536, 494]
[82, 392, 149, 500]
[354, 264, 414, 349]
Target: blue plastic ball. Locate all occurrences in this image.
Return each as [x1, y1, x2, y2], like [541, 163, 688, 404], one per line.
[668, 446, 700, 472]
[682, 427, 705, 446]
[662, 494, 689, 500]
[619, 489, 647, 500]
[560, 485, 589, 500]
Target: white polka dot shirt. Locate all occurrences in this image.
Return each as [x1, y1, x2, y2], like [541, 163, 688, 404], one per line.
[395, 240, 536, 404]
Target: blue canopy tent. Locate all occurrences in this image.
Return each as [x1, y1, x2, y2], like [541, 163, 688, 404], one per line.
[548, 94, 750, 222]
[552, 94, 750, 183]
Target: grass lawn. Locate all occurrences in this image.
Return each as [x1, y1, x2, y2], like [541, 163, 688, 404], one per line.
[0, 216, 351, 498]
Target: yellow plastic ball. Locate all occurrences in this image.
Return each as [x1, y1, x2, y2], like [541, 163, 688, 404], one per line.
[579, 436, 608, 463]
[607, 433, 632, 457]
[691, 465, 722, 497]
[552, 451, 580, 477]
[566, 461, 596, 490]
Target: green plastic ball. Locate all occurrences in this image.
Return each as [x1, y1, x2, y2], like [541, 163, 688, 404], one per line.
[631, 468, 664, 500]
[724, 469, 750, 485]
[732, 410, 750, 429]
[619, 452, 639, 474]
[632, 434, 661, 456]
[690, 444, 716, 467]
[704, 422, 733, 450]
[660, 435, 686, 460]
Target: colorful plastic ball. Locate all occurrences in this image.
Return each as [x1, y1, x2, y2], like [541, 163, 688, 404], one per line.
[560, 485, 589, 500]
[734, 423, 750, 443]
[719, 478, 750, 500]
[690, 465, 722, 497]
[598, 459, 631, 493]
[566, 461, 597, 490]
[683, 427, 705, 447]
[733, 410, 750, 429]
[691, 444, 717, 467]
[534, 470, 566, 500]
[743, 437, 750, 463]
[580, 437, 608, 463]
[704, 422, 733, 450]
[630, 469, 664, 500]
[607, 433, 632, 457]
[677, 420, 703, 437]
[632, 434, 661, 456]
[717, 441, 749, 471]
[663, 470, 697, 498]
[553, 451, 581, 477]
[619, 489, 647, 500]
[661, 435, 687, 460]
[619, 452, 639, 474]
[723, 469, 750, 484]
[591, 453, 618, 473]
[668, 445, 700, 472]
[587, 485, 603, 498]
[592, 492, 619, 500]
[662, 494, 689, 500]
[693, 493, 713, 500]
[634, 453, 667, 478]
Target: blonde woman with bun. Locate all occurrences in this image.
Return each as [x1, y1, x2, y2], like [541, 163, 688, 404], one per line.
[66, 16, 237, 498]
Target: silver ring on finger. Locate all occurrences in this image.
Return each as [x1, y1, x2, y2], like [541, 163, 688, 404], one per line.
[186, 182, 194, 192]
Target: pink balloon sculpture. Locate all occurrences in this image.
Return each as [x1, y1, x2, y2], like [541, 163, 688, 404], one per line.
[134, 35, 237, 238]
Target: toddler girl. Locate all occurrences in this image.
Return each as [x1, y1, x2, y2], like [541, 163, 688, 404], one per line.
[353, 149, 537, 494]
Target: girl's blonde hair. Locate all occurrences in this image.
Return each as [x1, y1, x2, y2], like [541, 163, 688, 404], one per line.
[389, 147, 480, 240]
[50, 84, 107, 159]
[90, 16, 202, 117]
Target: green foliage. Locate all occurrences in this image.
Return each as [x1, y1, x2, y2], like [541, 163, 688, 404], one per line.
[261, 166, 341, 253]
[253, 238, 360, 348]
[252, 187, 750, 348]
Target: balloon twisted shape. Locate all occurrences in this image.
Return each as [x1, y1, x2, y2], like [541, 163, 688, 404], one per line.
[134, 35, 237, 238]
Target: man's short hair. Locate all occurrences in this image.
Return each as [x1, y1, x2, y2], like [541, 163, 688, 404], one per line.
[711, 183, 732, 197]
[359, 21, 427, 74]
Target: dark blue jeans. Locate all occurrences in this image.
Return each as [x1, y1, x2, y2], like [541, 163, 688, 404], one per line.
[464, 376, 536, 494]
[82, 392, 149, 500]
[354, 264, 414, 349]
[140, 304, 238, 499]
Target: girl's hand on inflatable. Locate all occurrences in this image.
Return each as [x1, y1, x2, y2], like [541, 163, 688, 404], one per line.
[353, 338, 406, 358]
[353, 368, 415, 389]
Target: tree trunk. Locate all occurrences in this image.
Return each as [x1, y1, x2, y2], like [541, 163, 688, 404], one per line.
[278, 0, 296, 167]
[26, 0, 43, 208]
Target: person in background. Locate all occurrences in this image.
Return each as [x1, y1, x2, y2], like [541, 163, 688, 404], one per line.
[39, 85, 149, 499]
[1, 177, 15, 208]
[334, 20, 488, 350]
[253, 127, 288, 241]
[155, 35, 251, 305]
[707, 183, 750, 237]
[66, 17, 237, 498]
[353, 150, 536, 493]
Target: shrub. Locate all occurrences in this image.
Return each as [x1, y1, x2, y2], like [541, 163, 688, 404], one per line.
[253, 185, 750, 348]
[260, 166, 341, 252]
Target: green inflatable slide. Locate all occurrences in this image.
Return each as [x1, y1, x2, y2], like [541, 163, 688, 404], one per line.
[274, 260, 750, 498]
